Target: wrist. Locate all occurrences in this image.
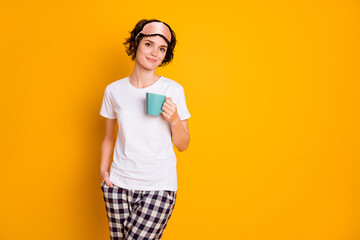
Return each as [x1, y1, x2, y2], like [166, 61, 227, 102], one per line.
[171, 117, 181, 127]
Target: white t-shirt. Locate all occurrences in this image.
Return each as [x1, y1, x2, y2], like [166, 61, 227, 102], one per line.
[100, 76, 191, 191]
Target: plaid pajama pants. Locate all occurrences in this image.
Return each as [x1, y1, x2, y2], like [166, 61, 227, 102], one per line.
[100, 181, 177, 240]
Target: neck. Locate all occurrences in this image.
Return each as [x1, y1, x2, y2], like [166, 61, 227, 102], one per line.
[129, 62, 160, 88]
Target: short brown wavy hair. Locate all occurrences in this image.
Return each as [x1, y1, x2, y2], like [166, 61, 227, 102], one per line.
[123, 19, 177, 67]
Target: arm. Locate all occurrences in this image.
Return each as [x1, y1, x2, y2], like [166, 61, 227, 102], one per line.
[170, 119, 190, 152]
[161, 97, 190, 152]
[100, 118, 117, 187]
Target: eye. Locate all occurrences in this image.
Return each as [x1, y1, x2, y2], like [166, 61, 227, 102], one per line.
[160, 48, 166, 52]
[145, 42, 151, 47]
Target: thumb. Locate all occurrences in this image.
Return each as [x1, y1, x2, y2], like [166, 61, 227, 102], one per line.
[105, 179, 114, 187]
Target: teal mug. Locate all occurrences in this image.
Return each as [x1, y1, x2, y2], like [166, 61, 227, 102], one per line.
[146, 92, 166, 116]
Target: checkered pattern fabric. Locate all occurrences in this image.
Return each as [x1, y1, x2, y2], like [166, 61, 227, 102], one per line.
[100, 182, 177, 240]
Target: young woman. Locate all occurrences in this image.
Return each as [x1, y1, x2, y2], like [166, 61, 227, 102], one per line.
[99, 19, 191, 240]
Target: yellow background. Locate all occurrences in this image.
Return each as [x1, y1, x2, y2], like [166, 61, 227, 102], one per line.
[1, 0, 359, 239]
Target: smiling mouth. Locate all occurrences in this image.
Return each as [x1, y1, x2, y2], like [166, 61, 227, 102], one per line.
[146, 57, 157, 62]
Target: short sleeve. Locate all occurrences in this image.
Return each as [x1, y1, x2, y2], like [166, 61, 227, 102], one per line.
[173, 86, 191, 120]
[100, 87, 117, 119]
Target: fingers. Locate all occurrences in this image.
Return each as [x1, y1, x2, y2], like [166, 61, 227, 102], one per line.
[162, 98, 179, 124]
[163, 99, 174, 108]
[162, 104, 171, 113]
[102, 179, 114, 187]
[161, 111, 169, 118]
[162, 101, 176, 112]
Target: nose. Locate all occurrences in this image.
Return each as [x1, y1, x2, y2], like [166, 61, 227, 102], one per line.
[150, 48, 157, 57]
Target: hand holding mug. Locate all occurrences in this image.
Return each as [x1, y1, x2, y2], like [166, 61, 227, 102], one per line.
[161, 97, 181, 125]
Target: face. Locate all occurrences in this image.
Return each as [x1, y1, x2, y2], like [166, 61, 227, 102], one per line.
[135, 35, 168, 70]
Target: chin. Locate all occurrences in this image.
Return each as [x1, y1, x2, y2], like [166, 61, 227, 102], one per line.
[145, 62, 161, 69]
[143, 64, 158, 71]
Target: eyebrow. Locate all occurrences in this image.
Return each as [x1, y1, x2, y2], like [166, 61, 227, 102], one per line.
[144, 40, 168, 48]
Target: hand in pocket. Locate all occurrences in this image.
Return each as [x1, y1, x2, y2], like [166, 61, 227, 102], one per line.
[100, 170, 114, 187]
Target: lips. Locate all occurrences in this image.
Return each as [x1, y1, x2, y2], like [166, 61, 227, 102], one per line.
[146, 57, 157, 63]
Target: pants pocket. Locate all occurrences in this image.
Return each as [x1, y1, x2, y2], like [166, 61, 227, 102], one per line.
[100, 181, 106, 190]
[164, 190, 177, 204]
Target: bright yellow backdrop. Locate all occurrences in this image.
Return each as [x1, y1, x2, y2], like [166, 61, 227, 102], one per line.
[1, 0, 359, 239]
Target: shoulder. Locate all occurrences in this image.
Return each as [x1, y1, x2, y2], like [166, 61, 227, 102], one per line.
[160, 76, 185, 92]
[104, 77, 128, 92]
